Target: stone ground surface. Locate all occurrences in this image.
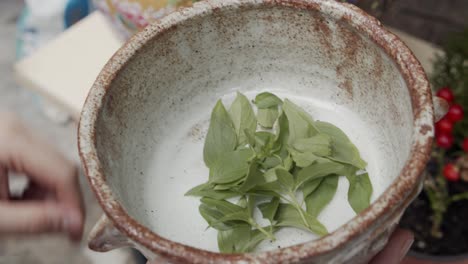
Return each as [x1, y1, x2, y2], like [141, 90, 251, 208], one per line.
[0, 0, 466, 263]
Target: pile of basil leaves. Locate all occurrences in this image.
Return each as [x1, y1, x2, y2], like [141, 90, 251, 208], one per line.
[186, 92, 372, 253]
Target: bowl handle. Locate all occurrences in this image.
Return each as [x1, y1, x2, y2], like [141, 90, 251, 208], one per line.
[433, 97, 449, 122]
[88, 214, 132, 252]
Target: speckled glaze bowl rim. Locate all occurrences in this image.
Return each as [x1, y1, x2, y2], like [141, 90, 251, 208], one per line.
[78, 0, 434, 262]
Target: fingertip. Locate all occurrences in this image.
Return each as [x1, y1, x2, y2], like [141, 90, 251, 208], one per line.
[63, 207, 84, 242]
[370, 228, 414, 264]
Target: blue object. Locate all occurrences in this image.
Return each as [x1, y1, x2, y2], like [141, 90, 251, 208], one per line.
[64, 0, 91, 28]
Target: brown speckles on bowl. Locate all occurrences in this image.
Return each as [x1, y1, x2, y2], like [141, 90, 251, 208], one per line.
[79, 0, 435, 263]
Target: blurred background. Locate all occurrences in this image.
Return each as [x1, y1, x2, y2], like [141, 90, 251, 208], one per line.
[0, 0, 467, 263]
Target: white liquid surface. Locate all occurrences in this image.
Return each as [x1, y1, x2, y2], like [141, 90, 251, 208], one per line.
[142, 91, 389, 253]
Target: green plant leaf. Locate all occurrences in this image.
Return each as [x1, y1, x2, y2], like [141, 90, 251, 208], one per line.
[239, 227, 276, 252]
[203, 100, 237, 167]
[275, 111, 289, 146]
[282, 99, 319, 144]
[237, 195, 248, 208]
[276, 168, 295, 193]
[347, 172, 373, 213]
[229, 92, 257, 145]
[283, 154, 293, 171]
[315, 121, 367, 169]
[295, 161, 344, 190]
[216, 211, 251, 224]
[209, 148, 254, 184]
[199, 204, 238, 231]
[247, 195, 256, 216]
[263, 167, 278, 182]
[274, 203, 328, 235]
[257, 108, 279, 128]
[258, 197, 280, 223]
[261, 156, 282, 170]
[248, 180, 282, 198]
[291, 134, 332, 156]
[305, 175, 339, 218]
[185, 182, 240, 200]
[212, 178, 245, 191]
[289, 148, 319, 168]
[302, 178, 323, 198]
[201, 197, 245, 215]
[252, 131, 276, 155]
[218, 224, 251, 253]
[238, 163, 265, 192]
[218, 225, 276, 253]
[254, 92, 283, 109]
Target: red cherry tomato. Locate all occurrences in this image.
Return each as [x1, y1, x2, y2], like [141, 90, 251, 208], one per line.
[436, 87, 454, 104]
[436, 133, 454, 149]
[443, 163, 460, 182]
[435, 118, 454, 134]
[447, 104, 464, 123]
[463, 138, 468, 153]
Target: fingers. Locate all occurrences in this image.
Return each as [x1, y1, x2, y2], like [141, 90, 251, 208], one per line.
[0, 164, 8, 200]
[0, 201, 80, 239]
[370, 229, 414, 264]
[0, 114, 85, 240]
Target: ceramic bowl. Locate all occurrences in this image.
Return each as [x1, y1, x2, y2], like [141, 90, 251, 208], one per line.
[79, 0, 442, 263]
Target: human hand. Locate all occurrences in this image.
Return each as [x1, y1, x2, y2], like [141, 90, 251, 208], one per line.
[0, 113, 84, 241]
[370, 228, 414, 264]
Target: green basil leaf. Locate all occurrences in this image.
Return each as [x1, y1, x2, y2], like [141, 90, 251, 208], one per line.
[347, 172, 373, 213]
[199, 204, 237, 231]
[253, 131, 276, 155]
[247, 195, 256, 217]
[248, 181, 282, 198]
[218, 224, 251, 253]
[258, 197, 280, 223]
[229, 92, 257, 146]
[315, 121, 367, 169]
[282, 154, 293, 171]
[264, 168, 278, 182]
[282, 99, 319, 144]
[185, 182, 240, 200]
[274, 203, 327, 236]
[216, 211, 251, 224]
[244, 129, 256, 148]
[239, 163, 265, 192]
[275, 111, 289, 147]
[289, 148, 319, 168]
[185, 182, 210, 196]
[237, 195, 248, 208]
[261, 156, 282, 170]
[201, 197, 245, 215]
[276, 168, 295, 192]
[257, 108, 279, 129]
[213, 177, 245, 191]
[295, 161, 345, 190]
[302, 178, 323, 198]
[305, 175, 339, 218]
[203, 100, 237, 167]
[239, 227, 277, 252]
[254, 92, 283, 109]
[218, 225, 276, 253]
[209, 148, 254, 184]
[292, 134, 332, 157]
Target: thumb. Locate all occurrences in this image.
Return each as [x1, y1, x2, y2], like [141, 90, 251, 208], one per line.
[0, 201, 83, 240]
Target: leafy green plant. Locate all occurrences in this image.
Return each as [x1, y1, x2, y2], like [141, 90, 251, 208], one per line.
[186, 92, 373, 253]
[424, 29, 468, 238]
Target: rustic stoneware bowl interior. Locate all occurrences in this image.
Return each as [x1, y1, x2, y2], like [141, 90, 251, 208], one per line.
[82, 0, 431, 259]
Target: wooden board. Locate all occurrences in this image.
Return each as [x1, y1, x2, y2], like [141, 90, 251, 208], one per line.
[14, 12, 124, 120]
